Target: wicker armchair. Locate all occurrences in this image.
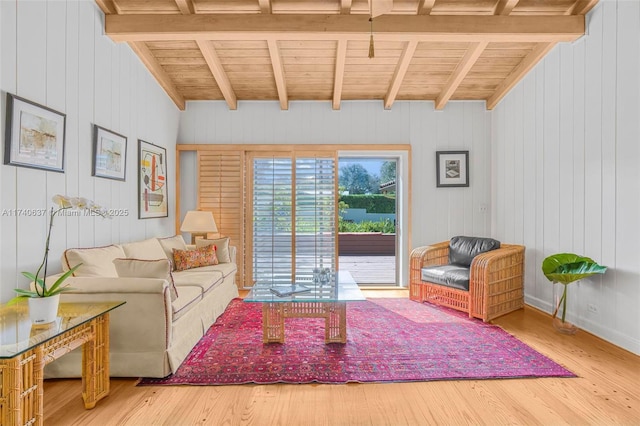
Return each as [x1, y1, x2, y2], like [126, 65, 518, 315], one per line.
[410, 239, 525, 322]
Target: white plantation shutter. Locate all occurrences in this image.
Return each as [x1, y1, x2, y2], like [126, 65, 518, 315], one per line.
[252, 156, 293, 285]
[251, 154, 336, 285]
[294, 156, 336, 280]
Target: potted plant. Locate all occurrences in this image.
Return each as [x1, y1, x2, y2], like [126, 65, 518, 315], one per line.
[7, 195, 111, 324]
[542, 253, 607, 334]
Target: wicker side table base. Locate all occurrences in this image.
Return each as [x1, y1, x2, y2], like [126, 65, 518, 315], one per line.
[0, 313, 111, 426]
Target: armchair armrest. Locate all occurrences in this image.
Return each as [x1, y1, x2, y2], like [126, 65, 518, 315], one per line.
[409, 242, 450, 301]
[410, 241, 450, 270]
[469, 244, 525, 321]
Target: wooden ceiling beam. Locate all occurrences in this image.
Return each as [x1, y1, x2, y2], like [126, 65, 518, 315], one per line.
[566, 0, 599, 15]
[258, 0, 272, 14]
[384, 40, 418, 110]
[486, 42, 556, 110]
[494, 0, 520, 16]
[105, 14, 585, 43]
[197, 41, 237, 110]
[341, 0, 353, 15]
[175, 0, 195, 14]
[267, 40, 288, 110]
[128, 42, 185, 110]
[332, 40, 347, 110]
[435, 41, 487, 110]
[417, 0, 436, 15]
[95, 0, 119, 15]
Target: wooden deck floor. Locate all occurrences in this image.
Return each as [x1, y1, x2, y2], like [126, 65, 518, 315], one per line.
[339, 255, 396, 285]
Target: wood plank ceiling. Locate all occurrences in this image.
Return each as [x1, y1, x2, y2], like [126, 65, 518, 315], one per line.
[97, 0, 597, 111]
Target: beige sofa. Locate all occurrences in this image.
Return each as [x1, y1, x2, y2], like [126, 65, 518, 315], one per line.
[43, 236, 238, 378]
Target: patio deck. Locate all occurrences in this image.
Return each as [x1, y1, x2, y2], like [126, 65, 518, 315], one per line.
[339, 255, 397, 285]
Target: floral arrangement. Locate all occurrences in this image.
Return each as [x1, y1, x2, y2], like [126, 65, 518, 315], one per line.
[7, 195, 111, 305]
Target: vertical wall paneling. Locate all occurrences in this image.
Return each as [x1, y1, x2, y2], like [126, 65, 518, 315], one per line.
[93, 9, 112, 246]
[65, 0, 80, 250]
[46, 1, 69, 274]
[77, 1, 97, 248]
[16, 1, 48, 293]
[534, 67, 546, 303]
[614, 0, 640, 345]
[0, 0, 18, 301]
[0, 0, 180, 302]
[492, 0, 640, 354]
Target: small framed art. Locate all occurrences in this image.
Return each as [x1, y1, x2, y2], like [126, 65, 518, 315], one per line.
[4, 93, 66, 173]
[92, 125, 127, 181]
[436, 150, 469, 188]
[138, 139, 168, 219]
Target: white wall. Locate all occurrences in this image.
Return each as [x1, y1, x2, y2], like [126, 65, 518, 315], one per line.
[0, 0, 180, 302]
[492, 0, 640, 354]
[178, 100, 493, 286]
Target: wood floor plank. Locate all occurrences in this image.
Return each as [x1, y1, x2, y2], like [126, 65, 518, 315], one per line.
[43, 290, 640, 425]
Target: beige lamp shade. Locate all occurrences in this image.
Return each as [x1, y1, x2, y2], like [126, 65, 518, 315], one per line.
[180, 211, 218, 244]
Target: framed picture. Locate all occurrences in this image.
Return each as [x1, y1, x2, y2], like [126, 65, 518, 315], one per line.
[436, 150, 469, 187]
[138, 139, 168, 219]
[4, 93, 66, 173]
[92, 125, 127, 181]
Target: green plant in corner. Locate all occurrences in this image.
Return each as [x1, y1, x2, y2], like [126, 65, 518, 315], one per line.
[7, 195, 111, 305]
[541, 253, 607, 325]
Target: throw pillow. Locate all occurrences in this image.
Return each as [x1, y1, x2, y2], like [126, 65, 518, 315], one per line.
[113, 258, 178, 301]
[63, 244, 126, 277]
[173, 245, 219, 271]
[121, 238, 167, 260]
[158, 235, 188, 270]
[195, 237, 231, 263]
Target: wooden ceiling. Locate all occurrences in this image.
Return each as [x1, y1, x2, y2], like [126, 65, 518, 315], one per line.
[97, 0, 597, 111]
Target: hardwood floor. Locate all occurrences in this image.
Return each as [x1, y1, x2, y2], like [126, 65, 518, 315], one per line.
[43, 289, 640, 425]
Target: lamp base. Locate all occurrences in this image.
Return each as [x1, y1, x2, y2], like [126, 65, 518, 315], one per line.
[190, 233, 207, 244]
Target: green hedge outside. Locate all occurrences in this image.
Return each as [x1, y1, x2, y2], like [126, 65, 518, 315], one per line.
[338, 218, 396, 233]
[339, 194, 396, 213]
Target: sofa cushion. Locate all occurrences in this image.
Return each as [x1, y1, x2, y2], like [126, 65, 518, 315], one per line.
[158, 235, 188, 270]
[180, 262, 237, 279]
[421, 265, 471, 291]
[122, 238, 167, 261]
[63, 244, 126, 277]
[195, 237, 231, 263]
[173, 245, 218, 271]
[172, 270, 224, 295]
[113, 258, 178, 301]
[448, 236, 500, 267]
[171, 286, 202, 322]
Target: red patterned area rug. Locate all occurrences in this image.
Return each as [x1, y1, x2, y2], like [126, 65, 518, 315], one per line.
[138, 298, 574, 386]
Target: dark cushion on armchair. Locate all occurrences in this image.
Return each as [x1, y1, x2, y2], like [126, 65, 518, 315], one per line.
[421, 265, 471, 291]
[448, 236, 501, 267]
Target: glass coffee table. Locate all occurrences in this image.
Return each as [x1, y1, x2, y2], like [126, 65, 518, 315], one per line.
[244, 270, 365, 344]
[0, 301, 124, 426]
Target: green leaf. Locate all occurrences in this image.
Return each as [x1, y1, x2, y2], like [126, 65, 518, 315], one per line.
[6, 292, 36, 306]
[46, 264, 81, 296]
[21, 271, 45, 288]
[542, 253, 607, 284]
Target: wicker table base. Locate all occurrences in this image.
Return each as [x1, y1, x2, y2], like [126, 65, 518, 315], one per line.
[262, 302, 347, 344]
[0, 312, 112, 426]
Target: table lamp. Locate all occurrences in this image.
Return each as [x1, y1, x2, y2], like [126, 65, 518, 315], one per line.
[180, 210, 218, 244]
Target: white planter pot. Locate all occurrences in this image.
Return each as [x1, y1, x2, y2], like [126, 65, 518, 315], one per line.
[28, 294, 60, 325]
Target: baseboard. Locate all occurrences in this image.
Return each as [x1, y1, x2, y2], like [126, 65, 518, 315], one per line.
[525, 295, 640, 356]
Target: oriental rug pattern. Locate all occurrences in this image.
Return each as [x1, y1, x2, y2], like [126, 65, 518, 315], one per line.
[139, 298, 574, 386]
